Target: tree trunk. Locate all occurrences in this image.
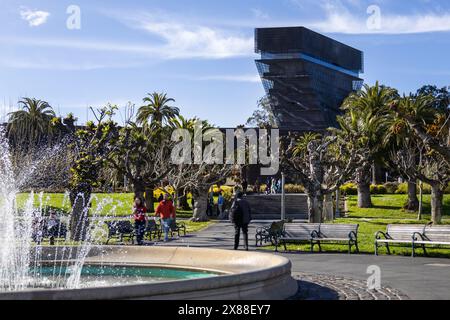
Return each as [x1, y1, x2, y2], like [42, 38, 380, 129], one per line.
[372, 162, 385, 185]
[430, 183, 443, 225]
[69, 185, 91, 241]
[323, 193, 334, 222]
[357, 183, 372, 208]
[357, 165, 373, 208]
[145, 187, 154, 213]
[192, 189, 209, 222]
[404, 180, 419, 212]
[307, 194, 323, 223]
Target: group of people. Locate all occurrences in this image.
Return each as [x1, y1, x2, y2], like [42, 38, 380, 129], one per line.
[246, 178, 282, 195]
[206, 191, 225, 218]
[133, 190, 252, 251]
[133, 193, 176, 245]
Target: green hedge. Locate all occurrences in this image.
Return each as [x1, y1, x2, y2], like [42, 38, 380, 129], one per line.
[339, 182, 450, 195]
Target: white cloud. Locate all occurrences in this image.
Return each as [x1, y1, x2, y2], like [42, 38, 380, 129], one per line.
[20, 7, 50, 27]
[307, 2, 450, 34]
[107, 11, 254, 59]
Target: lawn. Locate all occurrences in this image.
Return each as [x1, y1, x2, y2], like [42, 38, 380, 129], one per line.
[271, 194, 450, 258]
[15, 192, 195, 218]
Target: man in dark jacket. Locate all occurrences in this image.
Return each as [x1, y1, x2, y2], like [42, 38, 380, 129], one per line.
[230, 192, 252, 251]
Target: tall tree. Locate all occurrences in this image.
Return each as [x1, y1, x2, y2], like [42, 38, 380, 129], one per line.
[384, 94, 437, 211]
[340, 82, 398, 208]
[137, 92, 180, 131]
[284, 132, 365, 223]
[7, 98, 56, 147]
[69, 106, 119, 240]
[246, 96, 278, 128]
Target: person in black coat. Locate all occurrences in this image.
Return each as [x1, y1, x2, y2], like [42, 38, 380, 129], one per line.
[230, 191, 252, 251]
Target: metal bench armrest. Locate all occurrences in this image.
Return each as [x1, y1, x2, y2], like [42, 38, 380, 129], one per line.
[412, 232, 426, 241]
[349, 231, 358, 241]
[375, 231, 389, 240]
[311, 230, 320, 239]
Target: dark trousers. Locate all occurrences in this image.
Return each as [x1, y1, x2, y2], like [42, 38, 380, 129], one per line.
[135, 220, 146, 245]
[234, 224, 249, 250]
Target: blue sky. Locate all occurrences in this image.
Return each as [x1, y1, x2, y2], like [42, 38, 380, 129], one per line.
[1, 0, 450, 126]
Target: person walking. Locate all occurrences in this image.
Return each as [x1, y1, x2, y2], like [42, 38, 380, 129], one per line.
[133, 197, 148, 246]
[155, 194, 176, 242]
[230, 191, 252, 251]
[217, 191, 225, 218]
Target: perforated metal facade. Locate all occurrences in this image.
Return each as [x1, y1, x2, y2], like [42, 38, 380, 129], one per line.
[255, 27, 364, 131]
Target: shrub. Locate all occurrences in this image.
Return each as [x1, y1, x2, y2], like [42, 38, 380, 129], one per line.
[384, 182, 399, 194]
[370, 184, 387, 194]
[395, 183, 432, 195]
[284, 184, 305, 194]
[340, 183, 357, 195]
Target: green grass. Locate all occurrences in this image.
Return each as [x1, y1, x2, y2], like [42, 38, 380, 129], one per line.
[269, 194, 450, 258]
[345, 194, 450, 220]
[14, 192, 212, 245]
[15, 192, 194, 218]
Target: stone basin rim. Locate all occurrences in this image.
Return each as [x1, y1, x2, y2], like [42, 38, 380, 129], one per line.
[0, 246, 298, 300]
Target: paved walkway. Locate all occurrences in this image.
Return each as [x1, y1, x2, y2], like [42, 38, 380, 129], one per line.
[158, 221, 450, 300]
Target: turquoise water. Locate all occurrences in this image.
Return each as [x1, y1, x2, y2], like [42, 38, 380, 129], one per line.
[31, 265, 218, 289]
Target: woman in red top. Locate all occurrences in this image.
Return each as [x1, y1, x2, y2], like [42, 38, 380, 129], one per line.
[133, 197, 147, 245]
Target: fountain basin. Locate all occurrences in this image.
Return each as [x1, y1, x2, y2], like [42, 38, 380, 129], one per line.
[0, 246, 298, 300]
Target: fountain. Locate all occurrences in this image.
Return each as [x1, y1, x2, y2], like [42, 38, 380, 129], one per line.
[0, 129, 297, 300]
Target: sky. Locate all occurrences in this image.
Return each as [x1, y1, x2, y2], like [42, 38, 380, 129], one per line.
[1, 0, 450, 126]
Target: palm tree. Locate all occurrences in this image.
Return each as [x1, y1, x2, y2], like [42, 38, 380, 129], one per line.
[137, 92, 180, 130]
[7, 98, 56, 146]
[384, 94, 436, 212]
[340, 82, 398, 208]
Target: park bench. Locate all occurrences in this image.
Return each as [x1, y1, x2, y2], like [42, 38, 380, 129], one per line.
[168, 220, 187, 238]
[145, 220, 161, 241]
[44, 222, 68, 245]
[105, 221, 135, 245]
[412, 225, 450, 257]
[279, 223, 359, 254]
[255, 221, 285, 248]
[311, 224, 359, 254]
[32, 219, 68, 245]
[278, 223, 320, 252]
[375, 224, 427, 256]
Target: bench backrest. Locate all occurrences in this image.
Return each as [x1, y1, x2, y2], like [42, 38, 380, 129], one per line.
[283, 223, 320, 239]
[107, 221, 134, 235]
[319, 224, 358, 239]
[269, 221, 285, 235]
[423, 225, 450, 242]
[386, 225, 426, 240]
[146, 220, 158, 231]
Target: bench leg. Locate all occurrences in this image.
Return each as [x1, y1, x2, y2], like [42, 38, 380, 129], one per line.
[283, 240, 287, 252]
[422, 244, 427, 257]
[355, 241, 360, 254]
[375, 241, 378, 256]
[386, 243, 391, 255]
[348, 241, 351, 254]
[310, 240, 314, 253]
[412, 242, 415, 257]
